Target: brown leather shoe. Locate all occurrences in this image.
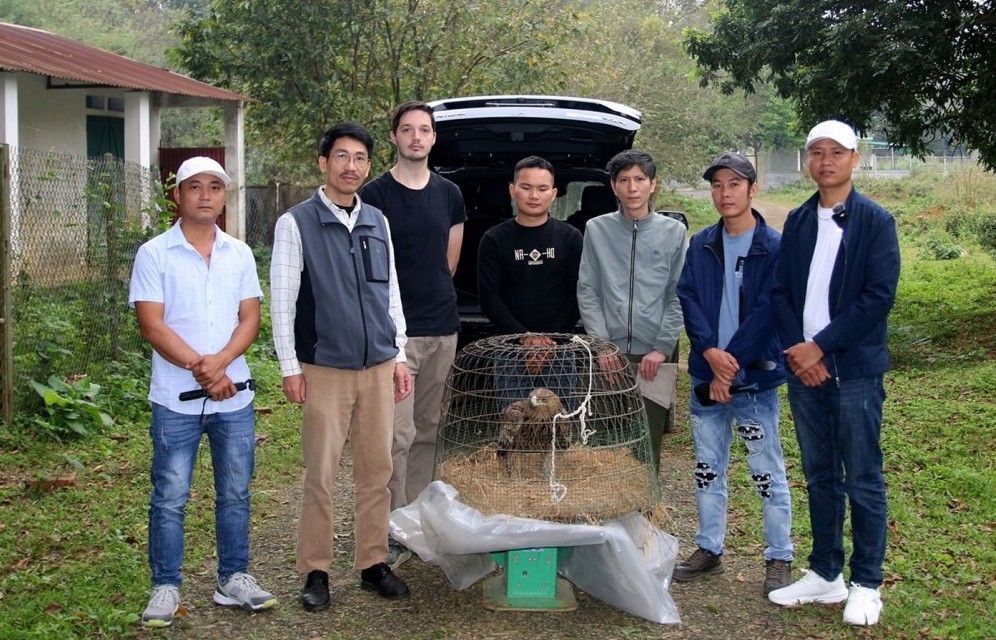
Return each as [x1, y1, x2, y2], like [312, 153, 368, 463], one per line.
[360, 562, 410, 598]
[301, 570, 330, 612]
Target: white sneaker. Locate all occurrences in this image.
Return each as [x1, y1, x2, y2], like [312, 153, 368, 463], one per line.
[142, 585, 180, 628]
[768, 569, 848, 606]
[213, 572, 278, 611]
[843, 582, 882, 626]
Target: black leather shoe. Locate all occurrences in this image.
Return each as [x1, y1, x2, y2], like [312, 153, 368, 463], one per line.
[301, 570, 330, 612]
[360, 562, 410, 598]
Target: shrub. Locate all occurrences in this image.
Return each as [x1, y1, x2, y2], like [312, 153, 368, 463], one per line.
[28, 375, 114, 441]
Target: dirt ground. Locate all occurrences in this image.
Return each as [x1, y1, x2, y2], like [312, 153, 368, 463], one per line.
[752, 200, 791, 231]
[161, 451, 804, 640]
[156, 199, 807, 639]
[161, 404, 811, 639]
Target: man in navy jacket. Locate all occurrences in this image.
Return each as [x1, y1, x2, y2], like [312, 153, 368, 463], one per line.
[767, 121, 900, 627]
[675, 152, 792, 595]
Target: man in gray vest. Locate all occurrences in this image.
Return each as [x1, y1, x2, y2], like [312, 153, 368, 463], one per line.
[271, 122, 413, 612]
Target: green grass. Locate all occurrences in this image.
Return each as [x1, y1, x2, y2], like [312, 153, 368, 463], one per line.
[0, 298, 305, 639]
[2, 169, 996, 637]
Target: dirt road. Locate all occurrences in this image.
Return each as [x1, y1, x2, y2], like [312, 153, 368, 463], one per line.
[752, 199, 792, 231]
[163, 416, 812, 639]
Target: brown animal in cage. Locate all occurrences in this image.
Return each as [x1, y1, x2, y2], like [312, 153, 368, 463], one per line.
[497, 387, 571, 474]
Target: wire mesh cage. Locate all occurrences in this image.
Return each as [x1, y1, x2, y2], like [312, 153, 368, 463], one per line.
[433, 332, 661, 523]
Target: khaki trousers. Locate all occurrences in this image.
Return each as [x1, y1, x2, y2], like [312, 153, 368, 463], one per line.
[296, 360, 395, 573]
[389, 334, 458, 509]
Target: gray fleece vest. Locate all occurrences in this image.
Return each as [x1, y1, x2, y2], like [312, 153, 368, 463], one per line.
[289, 192, 397, 370]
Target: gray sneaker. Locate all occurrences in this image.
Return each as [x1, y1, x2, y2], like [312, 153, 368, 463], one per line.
[764, 559, 793, 595]
[213, 572, 278, 611]
[142, 585, 180, 628]
[387, 540, 412, 572]
[673, 547, 724, 582]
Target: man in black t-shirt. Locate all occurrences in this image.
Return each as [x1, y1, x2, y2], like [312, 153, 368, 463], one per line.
[477, 156, 583, 406]
[360, 101, 466, 568]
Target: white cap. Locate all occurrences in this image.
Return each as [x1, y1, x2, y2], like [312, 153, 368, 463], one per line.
[805, 120, 858, 151]
[175, 156, 231, 186]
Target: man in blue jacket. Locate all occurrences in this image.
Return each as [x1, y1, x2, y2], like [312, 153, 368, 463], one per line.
[674, 153, 793, 595]
[767, 121, 899, 627]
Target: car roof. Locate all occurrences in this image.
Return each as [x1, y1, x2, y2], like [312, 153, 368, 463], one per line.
[428, 95, 641, 169]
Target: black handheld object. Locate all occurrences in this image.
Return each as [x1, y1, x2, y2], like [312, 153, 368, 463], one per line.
[694, 382, 758, 406]
[179, 378, 256, 401]
[693, 360, 776, 406]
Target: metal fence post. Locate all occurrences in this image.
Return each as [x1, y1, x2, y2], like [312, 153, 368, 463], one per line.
[0, 144, 14, 427]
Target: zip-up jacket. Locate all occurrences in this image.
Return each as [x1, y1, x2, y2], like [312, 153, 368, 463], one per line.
[771, 188, 900, 381]
[677, 210, 785, 391]
[289, 192, 398, 370]
[577, 211, 687, 355]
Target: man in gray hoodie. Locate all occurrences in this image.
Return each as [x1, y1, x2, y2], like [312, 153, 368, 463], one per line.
[577, 149, 687, 471]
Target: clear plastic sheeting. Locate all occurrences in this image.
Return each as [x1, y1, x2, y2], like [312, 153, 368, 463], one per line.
[390, 481, 681, 624]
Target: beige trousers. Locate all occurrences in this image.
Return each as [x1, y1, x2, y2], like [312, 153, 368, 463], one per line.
[296, 360, 395, 573]
[389, 334, 458, 509]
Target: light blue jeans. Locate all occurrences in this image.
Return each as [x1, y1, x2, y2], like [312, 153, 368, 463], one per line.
[148, 402, 255, 587]
[689, 380, 793, 561]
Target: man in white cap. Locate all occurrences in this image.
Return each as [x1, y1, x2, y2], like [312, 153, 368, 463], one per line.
[768, 121, 900, 626]
[130, 156, 276, 627]
[674, 152, 793, 595]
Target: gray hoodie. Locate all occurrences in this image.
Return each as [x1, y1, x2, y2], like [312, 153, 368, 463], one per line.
[577, 211, 687, 355]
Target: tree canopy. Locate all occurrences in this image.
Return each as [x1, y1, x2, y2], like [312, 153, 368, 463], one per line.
[4, 0, 809, 184]
[685, 0, 996, 169]
[169, 0, 579, 180]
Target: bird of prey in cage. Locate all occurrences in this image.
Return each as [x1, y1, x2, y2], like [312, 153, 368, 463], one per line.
[497, 387, 570, 471]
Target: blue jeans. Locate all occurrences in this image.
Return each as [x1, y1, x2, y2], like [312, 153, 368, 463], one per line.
[689, 380, 793, 561]
[786, 375, 887, 587]
[148, 402, 255, 587]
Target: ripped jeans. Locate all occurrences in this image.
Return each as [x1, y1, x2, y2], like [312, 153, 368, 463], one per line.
[689, 379, 793, 561]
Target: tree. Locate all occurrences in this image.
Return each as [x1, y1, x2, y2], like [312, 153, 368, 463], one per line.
[559, 0, 780, 184]
[169, 0, 580, 181]
[0, 0, 177, 64]
[684, 0, 996, 169]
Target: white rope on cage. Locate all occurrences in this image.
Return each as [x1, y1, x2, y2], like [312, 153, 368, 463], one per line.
[546, 334, 599, 504]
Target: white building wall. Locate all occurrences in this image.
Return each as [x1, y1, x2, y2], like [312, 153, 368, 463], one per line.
[15, 73, 90, 155]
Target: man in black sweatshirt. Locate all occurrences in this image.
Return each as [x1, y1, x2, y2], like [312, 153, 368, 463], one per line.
[477, 156, 583, 405]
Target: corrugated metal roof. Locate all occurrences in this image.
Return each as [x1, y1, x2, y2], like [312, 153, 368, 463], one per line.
[0, 21, 249, 102]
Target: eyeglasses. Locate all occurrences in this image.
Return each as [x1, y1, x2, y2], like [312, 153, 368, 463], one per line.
[328, 151, 369, 167]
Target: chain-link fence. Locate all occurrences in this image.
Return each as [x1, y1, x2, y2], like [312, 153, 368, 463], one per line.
[0, 144, 323, 426]
[245, 183, 316, 250]
[0, 145, 166, 424]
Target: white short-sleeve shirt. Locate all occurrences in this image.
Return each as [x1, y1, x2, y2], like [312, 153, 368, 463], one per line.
[129, 221, 264, 414]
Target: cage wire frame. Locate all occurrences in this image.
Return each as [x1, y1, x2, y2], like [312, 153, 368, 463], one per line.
[434, 332, 661, 523]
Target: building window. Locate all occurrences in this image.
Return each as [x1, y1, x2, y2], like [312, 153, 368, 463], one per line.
[86, 95, 106, 110]
[107, 97, 125, 112]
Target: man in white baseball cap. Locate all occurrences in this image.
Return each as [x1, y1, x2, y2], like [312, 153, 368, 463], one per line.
[130, 152, 275, 626]
[767, 119, 899, 627]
